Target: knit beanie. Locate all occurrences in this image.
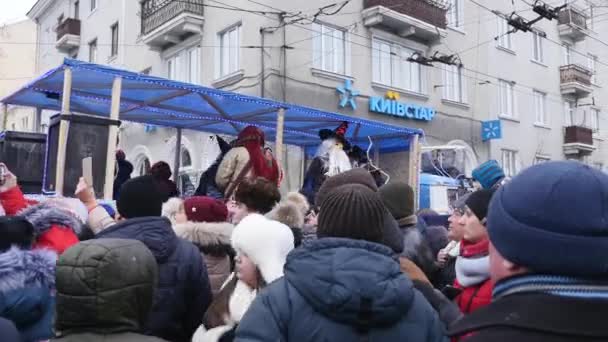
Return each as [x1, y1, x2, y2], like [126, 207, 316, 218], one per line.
[315, 168, 378, 208]
[379, 181, 415, 220]
[465, 189, 495, 221]
[117, 175, 165, 219]
[184, 196, 228, 223]
[472, 160, 505, 189]
[488, 161, 608, 277]
[0, 216, 35, 252]
[231, 214, 294, 283]
[318, 184, 385, 244]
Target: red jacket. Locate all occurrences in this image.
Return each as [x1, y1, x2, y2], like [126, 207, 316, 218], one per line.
[0, 186, 80, 254]
[454, 239, 493, 315]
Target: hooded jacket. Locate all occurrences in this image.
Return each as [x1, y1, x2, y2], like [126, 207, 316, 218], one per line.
[173, 221, 234, 296]
[96, 217, 212, 342]
[235, 238, 448, 342]
[52, 238, 166, 342]
[0, 247, 56, 342]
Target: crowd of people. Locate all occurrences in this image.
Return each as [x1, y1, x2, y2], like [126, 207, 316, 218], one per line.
[0, 124, 606, 342]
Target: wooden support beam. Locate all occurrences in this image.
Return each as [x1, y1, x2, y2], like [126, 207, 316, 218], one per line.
[173, 128, 182, 183]
[275, 108, 286, 174]
[1, 104, 7, 131]
[408, 134, 421, 211]
[103, 76, 122, 200]
[55, 67, 73, 196]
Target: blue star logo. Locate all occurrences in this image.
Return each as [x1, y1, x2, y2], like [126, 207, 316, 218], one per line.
[482, 120, 502, 141]
[336, 79, 359, 110]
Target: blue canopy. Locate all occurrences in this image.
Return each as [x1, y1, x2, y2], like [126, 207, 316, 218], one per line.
[2, 58, 423, 156]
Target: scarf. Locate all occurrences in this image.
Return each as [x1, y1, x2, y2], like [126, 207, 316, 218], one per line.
[455, 238, 490, 287]
[493, 274, 608, 300]
[228, 280, 257, 323]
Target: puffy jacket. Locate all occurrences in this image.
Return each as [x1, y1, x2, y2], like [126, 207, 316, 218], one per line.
[0, 247, 56, 342]
[235, 238, 448, 342]
[96, 217, 213, 342]
[173, 221, 234, 296]
[53, 238, 167, 342]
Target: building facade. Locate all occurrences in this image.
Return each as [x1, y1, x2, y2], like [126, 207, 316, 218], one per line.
[26, 0, 608, 191]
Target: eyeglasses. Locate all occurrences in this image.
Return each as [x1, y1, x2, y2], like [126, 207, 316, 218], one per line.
[449, 208, 465, 216]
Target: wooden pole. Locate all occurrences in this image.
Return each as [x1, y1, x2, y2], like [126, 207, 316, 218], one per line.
[275, 108, 285, 172]
[173, 128, 182, 183]
[408, 134, 421, 211]
[103, 76, 122, 200]
[1, 104, 7, 131]
[55, 68, 72, 196]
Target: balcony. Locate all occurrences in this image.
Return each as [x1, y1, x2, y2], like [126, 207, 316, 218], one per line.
[362, 0, 447, 43]
[560, 64, 593, 98]
[558, 7, 588, 42]
[140, 0, 205, 50]
[56, 18, 81, 51]
[563, 125, 595, 157]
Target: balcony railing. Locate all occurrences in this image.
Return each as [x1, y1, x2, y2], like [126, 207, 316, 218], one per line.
[564, 125, 593, 145]
[560, 64, 592, 86]
[56, 18, 81, 41]
[363, 0, 447, 29]
[558, 8, 587, 29]
[141, 0, 204, 35]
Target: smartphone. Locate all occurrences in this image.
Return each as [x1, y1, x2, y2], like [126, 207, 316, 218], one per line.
[82, 157, 93, 186]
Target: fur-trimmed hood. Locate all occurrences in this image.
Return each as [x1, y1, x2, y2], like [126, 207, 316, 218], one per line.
[266, 201, 305, 229]
[18, 202, 82, 236]
[0, 247, 56, 293]
[174, 221, 233, 256]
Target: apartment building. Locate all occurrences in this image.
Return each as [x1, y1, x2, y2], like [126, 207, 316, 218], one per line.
[26, 0, 608, 189]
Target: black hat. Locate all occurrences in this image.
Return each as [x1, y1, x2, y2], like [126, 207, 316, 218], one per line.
[465, 188, 495, 222]
[117, 175, 165, 219]
[0, 216, 35, 252]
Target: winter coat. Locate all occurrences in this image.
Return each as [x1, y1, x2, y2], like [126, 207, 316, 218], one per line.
[96, 217, 213, 342]
[398, 217, 438, 280]
[52, 238, 167, 342]
[215, 147, 252, 193]
[454, 239, 493, 315]
[114, 158, 134, 201]
[235, 238, 448, 342]
[0, 247, 56, 342]
[0, 187, 81, 254]
[301, 157, 326, 206]
[196, 137, 232, 199]
[173, 221, 234, 296]
[0, 317, 20, 342]
[449, 293, 608, 342]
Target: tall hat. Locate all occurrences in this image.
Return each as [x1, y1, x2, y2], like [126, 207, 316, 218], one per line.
[318, 121, 350, 149]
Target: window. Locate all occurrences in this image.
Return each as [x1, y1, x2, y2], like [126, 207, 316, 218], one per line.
[136, 157, 151, 176]
[166, 45, 201, 84]
[447, 0, 464, 29]
[534, 156, 550, 165]
[180, 147, 192, 168]
[21, 117, 29, 130]
[588, 54, 597, 84]
[312, 23, 350, 75]
[498, 80, 515, 118]
[110, 23, 119, 57]
[217, 25, 241, 79]
[372, 38, 423, 93]
[497, 19, 513, 50]
[74, 1, 79, 19]
[532, 32, 544, 63]
[563, 100, 574, 127]
[501, 149, 518, 177]
[90, 0, 96, 12]
[88, 39, 97, 63]
[443, 64, 467, 103]
[533, 90, 547, 125]
[590, 108, 600, 133]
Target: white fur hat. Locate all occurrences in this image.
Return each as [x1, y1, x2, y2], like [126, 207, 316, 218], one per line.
[231, 214, 294, 283]
[162, 197, 184, 224]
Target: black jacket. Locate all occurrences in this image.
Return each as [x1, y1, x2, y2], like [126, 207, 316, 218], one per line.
[448, 292, 608, 342]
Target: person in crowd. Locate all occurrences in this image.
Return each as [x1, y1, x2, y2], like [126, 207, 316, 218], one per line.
[0, 318, 20, 342]
[113, 149, 134, 201]
[436, 194, 470, 290]
[216, 126, 279, 198]
[0, 164, 83, 254]
[149, 161, 179, 201]
[194, 214, 294, 342]
[236, 184, 447, 341]
[0, 216, 56, 341]
[379, 181, 437, 278]
[449, 161, 608, 341]
[75, 178, 116, 234]
[453, 189, 495, 315]
[162, 197, 188, 226]
[196, 135, 233, 199]
[471, 160, 505, 190]
[300, 122, 352, 205]
[53, 238, 167, 342]
[173, 196, 234, 296]
[266, 192, 310, 247]
[228, 177, 281, 225]
[315, 168, 404, 254]
[91, 175, 212, 342]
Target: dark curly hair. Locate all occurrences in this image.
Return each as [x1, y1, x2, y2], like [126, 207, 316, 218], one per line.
[235, 177, 281, 214]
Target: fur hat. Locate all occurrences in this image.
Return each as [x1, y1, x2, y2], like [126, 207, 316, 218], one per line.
[231, 214, 294, 283]
[266, 201, 304, 229]
[284, 192, 310, 216]
[19, 202, 83, 237]
[162, 197, 184, 224]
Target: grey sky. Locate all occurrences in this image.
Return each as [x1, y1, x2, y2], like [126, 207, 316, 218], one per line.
[0, 1, 37, 24]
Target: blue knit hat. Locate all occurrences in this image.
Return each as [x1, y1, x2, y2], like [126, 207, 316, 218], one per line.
[472, 160, 505, 189]
[488, 161, 608, 277]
